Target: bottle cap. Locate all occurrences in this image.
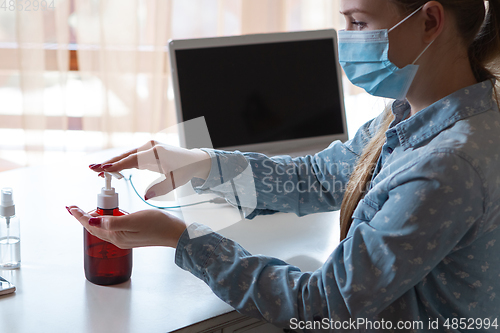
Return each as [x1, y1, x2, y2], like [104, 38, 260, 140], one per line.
[97, 172, 123, 210]
[0, 187, 15, 217]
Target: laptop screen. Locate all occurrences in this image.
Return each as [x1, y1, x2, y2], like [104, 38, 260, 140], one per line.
[170, 30, 347, 153]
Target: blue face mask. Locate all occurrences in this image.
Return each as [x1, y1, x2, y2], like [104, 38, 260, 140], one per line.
[338, 6, 434, 100]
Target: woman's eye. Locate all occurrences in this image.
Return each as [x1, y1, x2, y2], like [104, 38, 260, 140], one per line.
[351, 21, 367, 30]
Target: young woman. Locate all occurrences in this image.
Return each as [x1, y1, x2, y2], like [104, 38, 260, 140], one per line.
[69, 0, 500, 331]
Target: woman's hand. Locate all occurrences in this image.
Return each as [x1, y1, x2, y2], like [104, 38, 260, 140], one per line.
[88, 141, 211, 200]
[67, 206, 187, 249]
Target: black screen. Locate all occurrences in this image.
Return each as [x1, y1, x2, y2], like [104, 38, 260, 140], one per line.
[175, 38, 344, 149]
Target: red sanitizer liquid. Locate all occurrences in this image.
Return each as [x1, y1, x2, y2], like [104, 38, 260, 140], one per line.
[84, 208, 132, 285]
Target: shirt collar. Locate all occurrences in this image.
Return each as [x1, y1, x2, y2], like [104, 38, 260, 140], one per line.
[390, 80, 495, 150]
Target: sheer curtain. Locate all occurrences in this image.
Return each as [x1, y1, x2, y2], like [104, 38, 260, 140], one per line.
[0, 0, 358, 171]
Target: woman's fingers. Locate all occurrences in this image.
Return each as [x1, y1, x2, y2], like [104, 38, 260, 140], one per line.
[67, 205, 186, 248]
[89, 140, 159, 172]
[67, 205, 137, 247]
[67, 205, 93, 228]
[66, 205, 110, 239]
[104, 148, 165, 173]
[89, 148, 138, 172]
[89, 214, 140, 232]
[67, 205, 135, 231]
[99, 153, 139, 172]
[93, 145, 170, 174]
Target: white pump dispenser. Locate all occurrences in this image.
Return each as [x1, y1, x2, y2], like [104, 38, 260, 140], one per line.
[97, 172, 123, 210]
[0, 188, 15, 219]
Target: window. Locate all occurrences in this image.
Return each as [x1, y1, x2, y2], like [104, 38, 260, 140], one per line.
[0, 0, 383, 171]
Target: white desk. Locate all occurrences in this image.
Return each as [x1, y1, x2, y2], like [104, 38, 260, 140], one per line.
[0, 153, 340, 333]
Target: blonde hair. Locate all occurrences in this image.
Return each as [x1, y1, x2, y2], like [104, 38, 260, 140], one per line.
[339, 0, 500, 241]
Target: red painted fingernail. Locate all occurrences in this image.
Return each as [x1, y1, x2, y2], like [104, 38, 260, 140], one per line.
[89, 218, 101, 227]
[102, 164, 113, 169]
[90, 164, 101, 170]
[66, 206, 73, 215]
[98, 172, 105, 178]
[144, 191, 155, 201]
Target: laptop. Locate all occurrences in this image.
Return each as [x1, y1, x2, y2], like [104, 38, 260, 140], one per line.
[168, 29, 347, 157]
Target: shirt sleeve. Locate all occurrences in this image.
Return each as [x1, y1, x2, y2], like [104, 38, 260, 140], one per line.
[175, 150, 485, 328]
[190, 112, 386, 218]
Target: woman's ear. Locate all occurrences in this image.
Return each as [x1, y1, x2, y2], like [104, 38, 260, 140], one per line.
[422, 1, 445, 43]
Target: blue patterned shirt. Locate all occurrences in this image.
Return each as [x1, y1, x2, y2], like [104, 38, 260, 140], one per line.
[175, 80, 500, 332]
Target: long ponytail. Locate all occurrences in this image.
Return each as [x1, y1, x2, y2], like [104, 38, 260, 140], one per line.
[339, 108, 394, 240]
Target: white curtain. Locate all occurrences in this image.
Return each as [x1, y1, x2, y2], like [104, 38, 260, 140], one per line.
[0, 0, 347, 170]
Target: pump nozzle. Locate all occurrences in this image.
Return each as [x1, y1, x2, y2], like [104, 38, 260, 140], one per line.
[105, 173, 112, 191]
[0, 187, 15, 218]
[97, 172, 123, 210]
[107, 172, 124, 181]
[103, 171, 124, 190]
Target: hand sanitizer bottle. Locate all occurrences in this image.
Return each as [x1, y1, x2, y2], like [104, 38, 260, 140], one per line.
[84, 172, 132, 285]
[0, 188, 20, 269]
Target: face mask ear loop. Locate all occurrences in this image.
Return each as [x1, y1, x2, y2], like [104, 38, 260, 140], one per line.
[388, 5, 424, 33]
[412, 39, 435, 65]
